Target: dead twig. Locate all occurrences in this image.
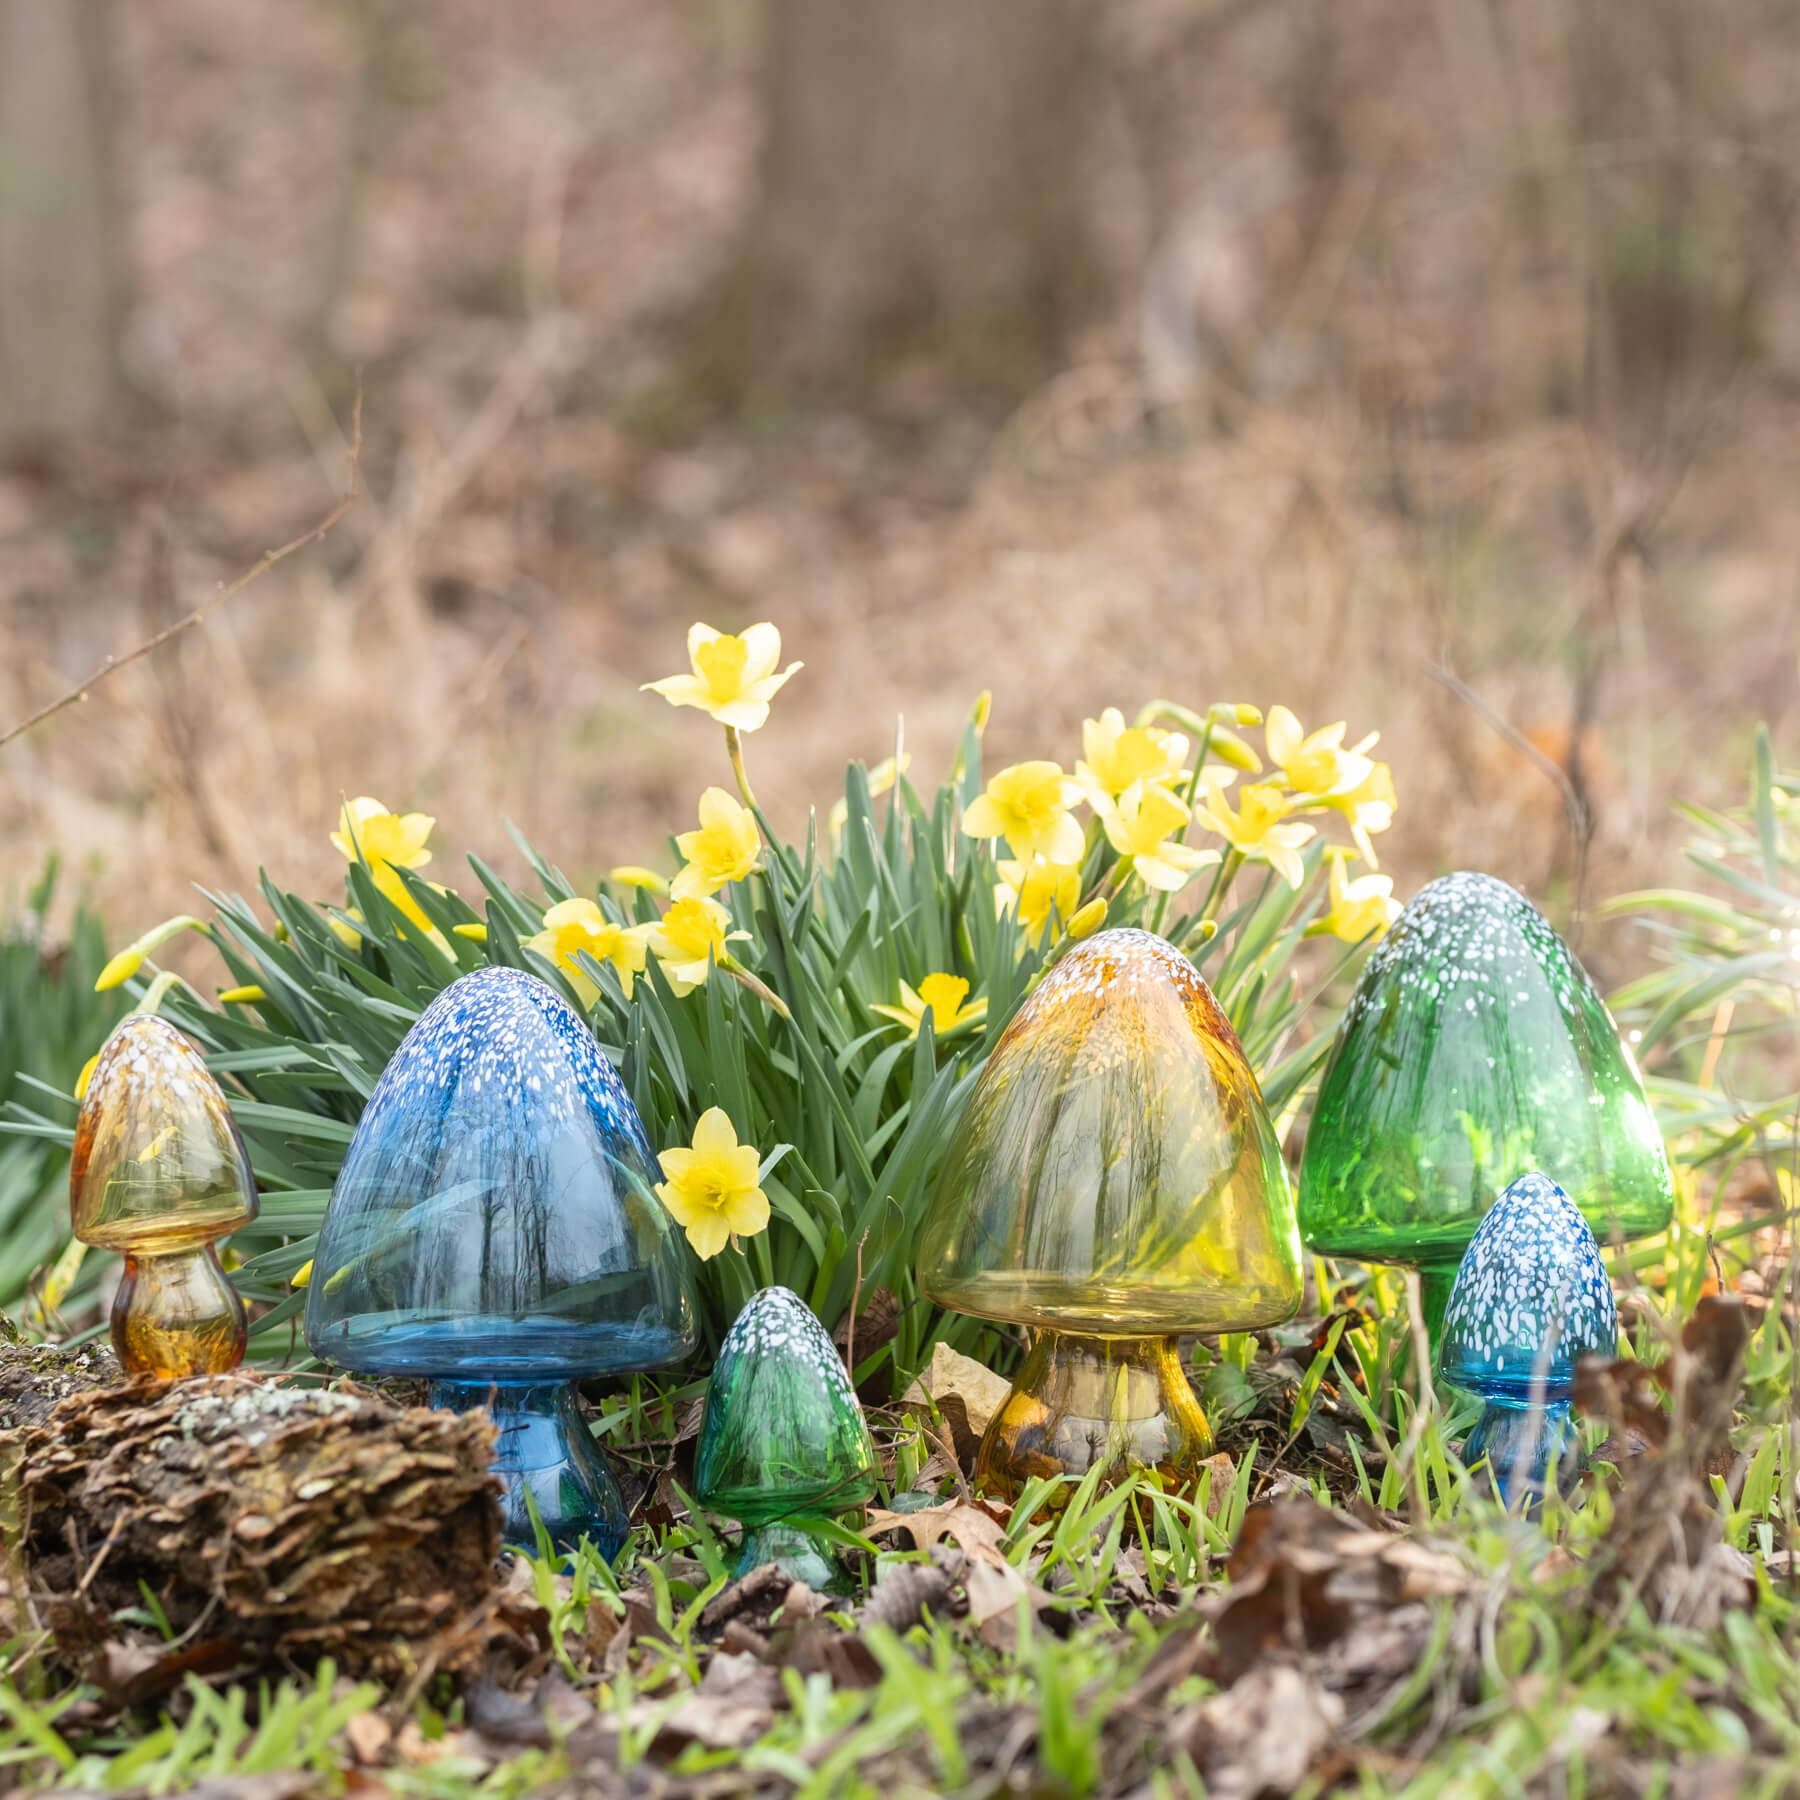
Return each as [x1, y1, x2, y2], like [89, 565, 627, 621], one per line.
[0, 386, 363, 754]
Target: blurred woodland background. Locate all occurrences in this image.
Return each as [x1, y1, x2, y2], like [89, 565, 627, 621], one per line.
[2, 0, 1798, 985]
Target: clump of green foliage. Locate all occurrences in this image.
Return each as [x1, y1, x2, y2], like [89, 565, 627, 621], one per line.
[0, 858, 124, 1320]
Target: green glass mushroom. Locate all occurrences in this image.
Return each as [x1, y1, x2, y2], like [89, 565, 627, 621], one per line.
[1298, 871, 1672, 1341]
[692, 1286, 877, 1592]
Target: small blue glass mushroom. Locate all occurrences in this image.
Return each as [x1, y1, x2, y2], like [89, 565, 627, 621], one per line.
[1440, 1171, 1617, 1504]
[305, 966, 696, 1556]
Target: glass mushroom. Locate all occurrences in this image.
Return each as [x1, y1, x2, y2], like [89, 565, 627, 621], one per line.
[1298, 871, 1671, 1343]
[917, 928, 1303, 1500]
[305, 965, 696, 1557]
[70, 1015, 259, 1378]
[1440, 1171, 1617, 1503]
[692, 1286, 877, 1592]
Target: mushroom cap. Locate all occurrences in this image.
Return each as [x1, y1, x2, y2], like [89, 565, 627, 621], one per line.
[1298, 871, 1672, 1269]
[1440, 1172, 1617, 1399]
[916, 928, 1302, 1335]
[305, 966, 695, 1380]
[70, 1015, 258, 1252]
[692, 1286, 877, 1526]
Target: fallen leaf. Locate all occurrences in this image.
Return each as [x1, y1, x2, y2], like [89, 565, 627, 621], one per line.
[344, 1710, 391, 1765]
[1178, 1657, 1344, 1800]
[865, 1499, 1012, 1568]
[924, 1341, 1013, 1438]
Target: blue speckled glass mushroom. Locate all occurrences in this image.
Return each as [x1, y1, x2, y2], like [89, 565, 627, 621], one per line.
[305, 966, 696, 1556]
[1440, 1171, 1617, 1504]
[692, 1286, 877, 1594]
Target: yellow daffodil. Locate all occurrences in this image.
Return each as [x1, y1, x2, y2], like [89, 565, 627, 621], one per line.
[609, 865, 669, 895]
[829, 752, 912, 837]
[1067, 897, 1108, 939]
[1076, 708, 1188, 805]
[290, 1259, 313, 1290]
[452, 923, 488, 942]
[1196, 779, 1316, 889]
[331, 796, 435, 872]
[642, 622, 802, 733]
[654, 1107, 771, 1260]
[994, 856, 1083, 948]
[527, 898, 650, 1007]
[217, 985, 265, 1004]
[74, 1053, 99, 1101]
[1322, 761, 1398, 866]
[1312, 852, 1401, 944]
[643, 897, 748, 997]
[871, 973, 988, 1040]
[1099, 780, 1219, 893]
[962, 761, 1085, 865]
[672, 787, 761, 900]
[94, 914, 208, 992]
[328, 909, 365, 948]
[331, 796, 448, 946]
[1264, 706, 1377, 799]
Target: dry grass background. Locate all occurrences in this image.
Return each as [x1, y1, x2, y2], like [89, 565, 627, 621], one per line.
[3, 0, 1799, 991]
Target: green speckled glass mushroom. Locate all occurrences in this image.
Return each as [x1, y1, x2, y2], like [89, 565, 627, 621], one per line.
[1298, 871, 1672, 1342]
[917, 928, 1303, 1501]
[692, 1286, 877, 1592]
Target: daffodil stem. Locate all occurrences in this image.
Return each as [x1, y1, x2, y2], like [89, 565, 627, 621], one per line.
[1150, 722, 1216, 936]
[724, 727, 759, 812]
[722, 957, 791, 1021]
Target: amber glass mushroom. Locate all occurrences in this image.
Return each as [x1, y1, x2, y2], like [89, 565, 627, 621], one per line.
[70, 1016, 258, 1377]
[917, 928, 1302, 1498]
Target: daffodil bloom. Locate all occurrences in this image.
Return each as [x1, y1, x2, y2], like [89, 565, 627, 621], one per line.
[643, 897, 748, 997]
[452, 923, 488, 943]
[672, 787, 761, 900]
[526, 898, 650, 1007]
[654, 1107, 772, 1260]
[94, 914, 208, 992]
[290, 1259, 313, 1289]
[962, 761, 1085, 864]
[331, 796, 447, 945]
[1098, 780, 1220, 893]
[1076, 708, 1189, 805]
[1311, 851, 1400, 943]
[74, 1053, 99, 1102]
[1067, 897, 1108, 940]
[1196, 779, 1317, 889]
[641, 622, 802, 733]
[609, 865, 669, 895]
[217, 985, 266, 1004]
[994, 857, 1083, 948]
[331, 796, 435, 872]
[1264, 706, 1377, 799]
[871, 973, 988, 1040]
[1322, 761, 1397, 866]
[828, 752, 912, 837]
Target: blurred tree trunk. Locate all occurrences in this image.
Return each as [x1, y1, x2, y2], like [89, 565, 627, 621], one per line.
[0, 0, 121, 448]
[699, 0, 1101, 409]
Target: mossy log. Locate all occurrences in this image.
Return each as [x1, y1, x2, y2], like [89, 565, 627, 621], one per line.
[5, 1351, 533, 1677]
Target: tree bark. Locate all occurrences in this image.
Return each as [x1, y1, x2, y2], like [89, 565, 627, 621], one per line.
[0, 0, 121, 447]
[699, 0, 1102, 409]
[7, 1360, 528, 1678]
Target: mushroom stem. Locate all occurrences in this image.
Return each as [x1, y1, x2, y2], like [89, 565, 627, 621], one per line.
[734, 1520, 852, 1595]
[1416, 1264, 1458, 1350]
[1464, 1396, 1580, 1507]
[111, 1244, 247, 1378]
[974, 1332, 1214, 1503]
[430, 1379, 629, 1560]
